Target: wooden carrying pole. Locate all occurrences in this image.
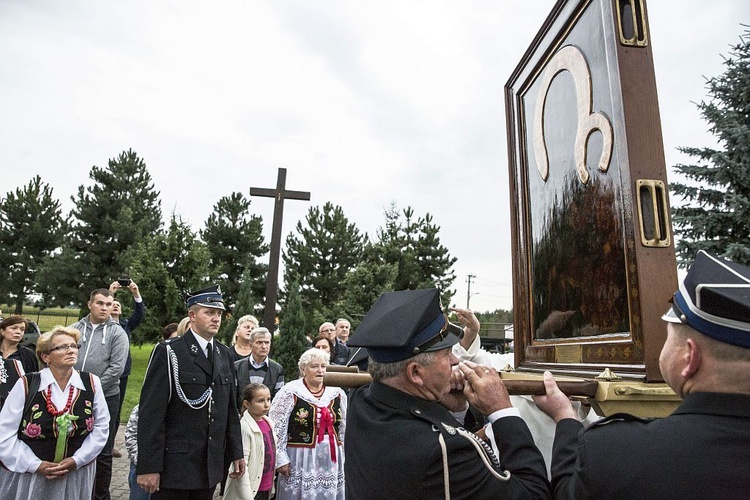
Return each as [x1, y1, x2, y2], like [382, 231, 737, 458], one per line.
[324, 370, 598, 397]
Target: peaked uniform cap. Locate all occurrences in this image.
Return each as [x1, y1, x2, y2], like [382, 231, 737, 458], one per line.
[662, 250, 750, 348]
[186, 284, 226, 311]
[348, 288, 463, 362]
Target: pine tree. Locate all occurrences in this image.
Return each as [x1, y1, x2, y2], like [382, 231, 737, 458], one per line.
[161, 214, 214, 295]
[0, 176, 66, 313]
[274, 281, 309, 379]
[44, 150, 163, 306]
[282, 202, 365, 326]
[670, 28, 750, 266]
[126, 237, 181, 344]
[373, 204, 457, 305]
[201, 192, 268, 314]
[126, 214, 213, 342]
[337, 244, 398, 327]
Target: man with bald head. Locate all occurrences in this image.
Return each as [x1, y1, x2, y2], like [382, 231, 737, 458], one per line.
[319, 321, 349, 365]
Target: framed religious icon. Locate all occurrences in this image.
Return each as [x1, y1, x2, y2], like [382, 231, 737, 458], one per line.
[505, 0, 678, 382]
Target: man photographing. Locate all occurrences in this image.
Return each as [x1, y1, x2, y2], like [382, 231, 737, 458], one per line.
[108, 278, 145, 458]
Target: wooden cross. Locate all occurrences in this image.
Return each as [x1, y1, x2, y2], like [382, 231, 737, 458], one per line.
[250, 168, 311, 331]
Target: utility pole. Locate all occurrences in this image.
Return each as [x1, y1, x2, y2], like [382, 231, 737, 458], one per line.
[466, 274, 476, 309]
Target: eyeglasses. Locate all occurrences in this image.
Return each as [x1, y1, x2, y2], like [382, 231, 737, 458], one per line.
[49, 343, 81, 353]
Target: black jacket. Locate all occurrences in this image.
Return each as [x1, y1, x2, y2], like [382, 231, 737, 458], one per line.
[9, 345, 38, 374]
[136, 329, 243, 490]
[550, 392, 750, 499]
[331, 339, 350, 366]
[345, 381, 550, 499]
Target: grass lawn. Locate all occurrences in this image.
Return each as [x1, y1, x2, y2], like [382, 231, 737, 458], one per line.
[121, 343, 156, 424]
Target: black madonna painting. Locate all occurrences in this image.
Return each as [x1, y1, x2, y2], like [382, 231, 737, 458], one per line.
[505, 0, 677, 381]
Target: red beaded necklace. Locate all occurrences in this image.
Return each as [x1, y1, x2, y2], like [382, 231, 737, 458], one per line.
[303, 379, 325, 398]
[45, 385, 75, 417]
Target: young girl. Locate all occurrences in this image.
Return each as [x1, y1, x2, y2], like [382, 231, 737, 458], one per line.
[224, 383, 276, 500]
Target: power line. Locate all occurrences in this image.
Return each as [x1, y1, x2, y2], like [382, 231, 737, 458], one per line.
[466, 273, 476, 309]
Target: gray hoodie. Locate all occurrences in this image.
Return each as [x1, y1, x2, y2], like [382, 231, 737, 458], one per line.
[72, 315, 129, 397]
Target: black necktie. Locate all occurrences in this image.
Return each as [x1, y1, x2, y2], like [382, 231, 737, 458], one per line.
[207, 342, 214, 367]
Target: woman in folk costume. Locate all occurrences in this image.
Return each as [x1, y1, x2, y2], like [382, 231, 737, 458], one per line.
[1, 355, 24, 410]
[0, 326, 109, 499]
[269, 348, 347, 500]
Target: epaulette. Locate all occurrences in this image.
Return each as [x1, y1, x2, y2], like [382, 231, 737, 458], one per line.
[589, 412, 654, 428]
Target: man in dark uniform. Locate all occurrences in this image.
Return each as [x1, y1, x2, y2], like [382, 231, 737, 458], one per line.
[137, 285, 245, 499]
[345, 288, 550, 499]
[535, 250, 750, 499]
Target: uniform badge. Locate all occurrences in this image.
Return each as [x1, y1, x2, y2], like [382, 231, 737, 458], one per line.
[190, 344, 199, 355]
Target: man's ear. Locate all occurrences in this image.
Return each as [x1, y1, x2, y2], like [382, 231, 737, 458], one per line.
[681, 338, 702, 380]
[405, 361, 424, 386]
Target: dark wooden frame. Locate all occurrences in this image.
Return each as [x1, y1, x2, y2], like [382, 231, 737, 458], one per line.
[504, 0, 677, 382]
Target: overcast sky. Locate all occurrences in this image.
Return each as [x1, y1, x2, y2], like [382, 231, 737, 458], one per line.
[0, 0, 746, 313]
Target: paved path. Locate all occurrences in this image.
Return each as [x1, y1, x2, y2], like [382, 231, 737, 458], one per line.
[110, 424, 221, 499]
[111, 424, 130, 500]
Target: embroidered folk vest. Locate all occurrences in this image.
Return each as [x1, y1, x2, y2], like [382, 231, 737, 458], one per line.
[286, 394, 343, 447]
[0, 358, 23, 409]
[18, 372, 96, 462]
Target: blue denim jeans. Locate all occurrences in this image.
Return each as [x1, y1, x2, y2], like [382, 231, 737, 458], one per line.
[129, 462, 151, 500]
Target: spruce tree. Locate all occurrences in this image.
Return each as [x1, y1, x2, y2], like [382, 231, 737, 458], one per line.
[373, 204, 457, 306]
[282, 202, 365, 326]
[670, 28, 750, 266]
[201, 192, 268, 314]
[160, 214, 214, 296]
[274, 280, 309, 379]
[126, 214, 213, 342]
[337, 244, 398, 327]
[0, 176, 65, 312]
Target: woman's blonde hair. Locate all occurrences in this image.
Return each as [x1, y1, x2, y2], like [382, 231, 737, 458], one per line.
[232, 315, 259, 345]
[176, 317, 190, 336]
[37, 326, 81, 357]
